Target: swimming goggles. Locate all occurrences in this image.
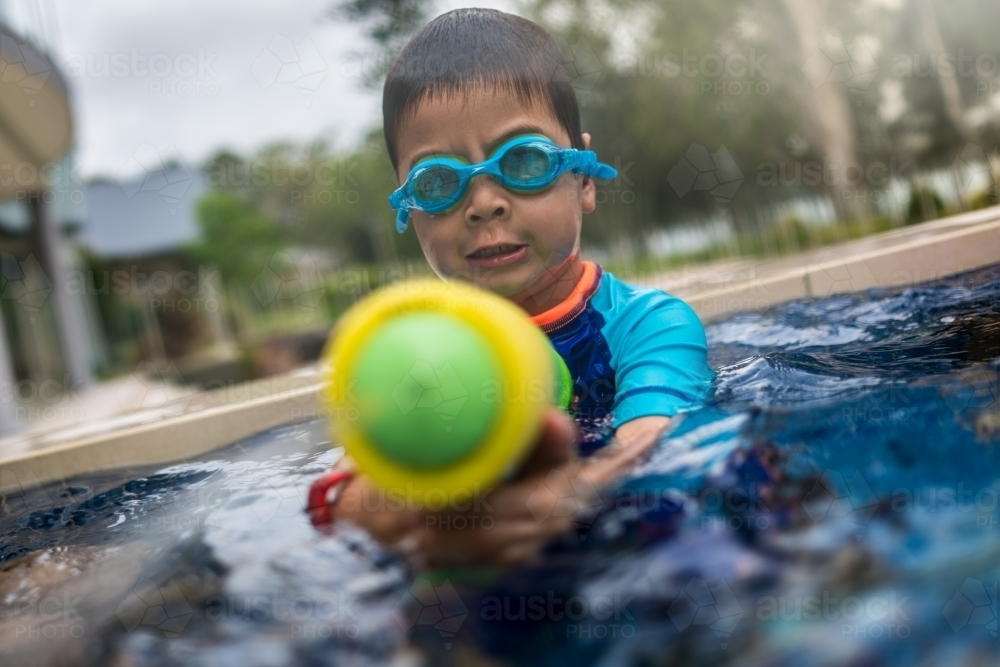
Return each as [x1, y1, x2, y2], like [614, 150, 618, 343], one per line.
[388, 134, 618, 233]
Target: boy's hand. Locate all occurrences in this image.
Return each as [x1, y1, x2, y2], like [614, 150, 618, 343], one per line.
[330, 411, 670, 568]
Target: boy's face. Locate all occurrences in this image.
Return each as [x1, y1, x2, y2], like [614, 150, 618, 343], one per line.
[394, 89, 596, 308]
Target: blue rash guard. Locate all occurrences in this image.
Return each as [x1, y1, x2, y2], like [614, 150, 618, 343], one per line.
[528, 261, 714, 453]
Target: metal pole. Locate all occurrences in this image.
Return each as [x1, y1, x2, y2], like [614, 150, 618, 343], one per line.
[29, 192, 92, 391]
[0, 300, 23, 435]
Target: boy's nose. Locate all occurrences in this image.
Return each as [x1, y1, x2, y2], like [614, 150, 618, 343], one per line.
[465, 176, 510, 224]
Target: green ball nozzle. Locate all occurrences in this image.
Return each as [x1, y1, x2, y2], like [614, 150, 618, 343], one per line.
[351, 313, 504, 469]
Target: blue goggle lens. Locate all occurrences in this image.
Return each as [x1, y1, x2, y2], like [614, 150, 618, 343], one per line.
[499, 145, 552, 184]
[413, 165, 462, 203]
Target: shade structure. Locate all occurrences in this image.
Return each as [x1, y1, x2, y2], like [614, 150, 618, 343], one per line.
[0, 22, 74, 201]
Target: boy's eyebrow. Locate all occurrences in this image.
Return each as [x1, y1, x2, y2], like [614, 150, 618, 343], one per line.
[483, 124, 550, 155]
[404, 124, 550, 172]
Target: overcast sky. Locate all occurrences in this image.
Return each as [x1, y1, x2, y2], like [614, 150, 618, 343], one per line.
[50, 0, 512, 178]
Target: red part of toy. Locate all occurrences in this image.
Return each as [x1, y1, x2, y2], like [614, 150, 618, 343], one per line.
[306, 469, 354, 528]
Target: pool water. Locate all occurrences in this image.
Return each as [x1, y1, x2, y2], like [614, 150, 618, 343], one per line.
[1, 264, 998, 666]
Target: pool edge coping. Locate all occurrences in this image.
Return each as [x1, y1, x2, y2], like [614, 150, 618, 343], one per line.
[684, 209, 1000, 322]
[0, 384, 322, 494]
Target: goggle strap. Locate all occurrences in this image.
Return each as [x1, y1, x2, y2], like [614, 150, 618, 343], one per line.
[395, 208, 410, 234]
[569, 151, 618, 181]
[590, 162, 618, 180]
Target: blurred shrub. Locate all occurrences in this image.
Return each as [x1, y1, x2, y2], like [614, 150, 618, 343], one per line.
[906, 187, 946, 225]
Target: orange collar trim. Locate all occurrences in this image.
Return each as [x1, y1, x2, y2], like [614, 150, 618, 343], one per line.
[528, 261, 601, 330]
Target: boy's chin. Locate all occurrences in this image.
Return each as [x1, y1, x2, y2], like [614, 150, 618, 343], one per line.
[462, 262, 536, 297]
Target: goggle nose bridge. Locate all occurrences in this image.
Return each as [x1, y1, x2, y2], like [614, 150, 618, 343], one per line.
[466, 162, 498, 181]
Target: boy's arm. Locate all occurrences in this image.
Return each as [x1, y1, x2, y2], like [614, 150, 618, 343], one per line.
[608, 291, 713, 427]
[615, 414, 672, 446]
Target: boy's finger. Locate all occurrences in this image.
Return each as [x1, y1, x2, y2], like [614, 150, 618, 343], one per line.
[418, 518, 555, 567]
[333, 475, 422, 542]
[518, 408, 578, 477]
[420, 408, 578, 521]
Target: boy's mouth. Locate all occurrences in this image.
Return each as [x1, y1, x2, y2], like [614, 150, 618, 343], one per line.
[465, 243, 529, 268]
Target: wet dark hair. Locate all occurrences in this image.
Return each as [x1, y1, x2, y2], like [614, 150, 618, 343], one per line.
[382, 8, 584, 171]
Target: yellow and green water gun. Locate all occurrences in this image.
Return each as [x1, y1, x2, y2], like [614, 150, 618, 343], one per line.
[307, 279, 572, 525]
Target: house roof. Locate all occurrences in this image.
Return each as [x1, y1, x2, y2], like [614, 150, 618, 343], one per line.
[80, 166, 205, 258]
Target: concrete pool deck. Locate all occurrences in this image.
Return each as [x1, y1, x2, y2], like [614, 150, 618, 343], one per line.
[2, 205, 999, 494]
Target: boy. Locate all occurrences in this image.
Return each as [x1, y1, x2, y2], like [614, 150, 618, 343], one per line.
[322, 8, 712, 566]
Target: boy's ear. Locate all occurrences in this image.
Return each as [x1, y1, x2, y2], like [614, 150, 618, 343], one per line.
[580, 132, 596, 213]
[581, 131, 597, 214]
